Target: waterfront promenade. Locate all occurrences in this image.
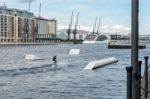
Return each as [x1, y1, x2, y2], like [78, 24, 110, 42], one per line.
[0, 40, 83, 45]
[0, 41, 75, 45]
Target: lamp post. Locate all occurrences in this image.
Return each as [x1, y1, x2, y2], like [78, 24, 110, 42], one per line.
[131, 0, 139, 99]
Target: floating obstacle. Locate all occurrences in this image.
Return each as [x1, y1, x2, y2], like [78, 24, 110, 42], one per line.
[84, 57, 118, 70]
[69, 49, 80, 55]
[25, 54, 44, 60]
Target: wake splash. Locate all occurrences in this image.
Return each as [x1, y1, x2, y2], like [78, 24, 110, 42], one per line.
[0, 64, 62, 77]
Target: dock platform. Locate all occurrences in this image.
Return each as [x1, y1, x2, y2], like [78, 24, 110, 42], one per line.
[108, 43, 146, 49]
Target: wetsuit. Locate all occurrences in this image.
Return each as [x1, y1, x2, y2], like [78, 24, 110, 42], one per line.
[53, 56, 57, 63]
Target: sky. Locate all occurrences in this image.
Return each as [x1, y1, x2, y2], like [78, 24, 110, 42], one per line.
[1, 0, 150, 34]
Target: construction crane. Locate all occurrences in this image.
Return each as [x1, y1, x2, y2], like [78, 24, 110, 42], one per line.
[96, 18, 101, 34]
[38, 3, 41, 17]
[19, 0, 34, 11]
[93, 17, 97, 34]
[3, 1, 6, 7]
[66, 11, 74, 40]
[28, 0, 32, 11]
[73, 12, 79, 43]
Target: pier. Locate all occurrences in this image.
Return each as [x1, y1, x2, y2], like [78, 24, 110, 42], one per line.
[108, 43, 146, 49]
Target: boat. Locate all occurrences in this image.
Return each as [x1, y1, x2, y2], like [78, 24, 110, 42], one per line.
[83, 17, 111, 44]
[83, 33, 150, 44]
[83, 33, 110, 44]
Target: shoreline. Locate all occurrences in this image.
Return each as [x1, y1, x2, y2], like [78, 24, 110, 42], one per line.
[0, 42, 81, 46]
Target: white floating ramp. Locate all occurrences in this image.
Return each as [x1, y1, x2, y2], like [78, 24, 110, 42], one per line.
[69, 49, 80, 55]
[84, 57, 118, 70]
[25, 54, 44, 60]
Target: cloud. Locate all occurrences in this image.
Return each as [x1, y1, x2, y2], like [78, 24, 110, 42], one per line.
[3, 0, 150, 35]
[124, 27, 131, 31]
[99, 24, 131, 34]
[111, 25, 130, 33]
[58, 25, 68, 29]
[101, 25, 108, 29]
[35, 0, 79, 4]
[112, 25, 124, 30]
[58, 25, 93, 32]
[58, 23, 131, 34]
[78, 25, 92, 31]
[19, 0, 37, 3]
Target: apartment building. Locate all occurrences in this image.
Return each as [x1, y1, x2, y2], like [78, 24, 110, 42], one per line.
[0, 6, 58, 43]
[0, 6, 36, 43]
[36, 17, 57, 39]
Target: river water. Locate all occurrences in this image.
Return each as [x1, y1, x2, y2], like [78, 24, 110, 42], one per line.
[0, 44, 149, 99]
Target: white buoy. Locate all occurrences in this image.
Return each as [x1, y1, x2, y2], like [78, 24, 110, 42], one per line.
[84, 57, 118, 70]
[69, 49, 80, 55]
[25, 54, 44, 60]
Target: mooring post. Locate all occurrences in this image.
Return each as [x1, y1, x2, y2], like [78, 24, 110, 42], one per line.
[138, 61, 142, 99]
[131, 0, 139, 99]
[126, 66, 133, 99]
[144, 56, 149, 98]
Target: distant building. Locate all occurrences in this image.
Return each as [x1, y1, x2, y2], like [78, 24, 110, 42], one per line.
[0, 6, 36, 43]
[0, 6, 58, 44]
[36, 17, 57, 38]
